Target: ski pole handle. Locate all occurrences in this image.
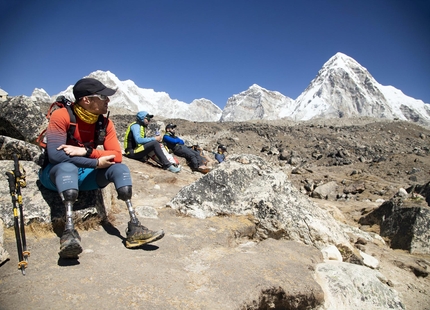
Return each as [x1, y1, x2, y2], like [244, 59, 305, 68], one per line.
[6, 171, 16, 193]
[13, 154, 21, 179]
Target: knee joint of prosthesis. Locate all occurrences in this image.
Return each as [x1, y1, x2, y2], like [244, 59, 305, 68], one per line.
[117, 185, 132, 201]
[60, 189, 79, 204]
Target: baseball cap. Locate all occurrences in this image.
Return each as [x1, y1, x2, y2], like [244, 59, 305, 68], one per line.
[218, 144, 227, 151]
[73, 78, 116, 100]
[165, 123, 177, 130]
[136, 111, 154, 122]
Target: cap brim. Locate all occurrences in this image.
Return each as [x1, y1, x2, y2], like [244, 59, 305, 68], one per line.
[97, 87, 116, 96]
[147, 114, 154, 118]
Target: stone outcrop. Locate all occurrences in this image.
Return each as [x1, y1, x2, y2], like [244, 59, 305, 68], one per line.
[0, 160, 114, 228]
[359, 192, 430, 254]
[0, 135, 42, 164]
[0, 96, 48, 143]
[315, 262, 405, 309]
[168, 154, 370, 252]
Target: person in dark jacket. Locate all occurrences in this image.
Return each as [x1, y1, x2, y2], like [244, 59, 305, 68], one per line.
[163, 123, 210, 173]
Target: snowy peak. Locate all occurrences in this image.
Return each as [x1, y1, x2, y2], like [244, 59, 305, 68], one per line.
[29, 52, 428, 124]
[219, 52, 429, 125]
[53, 71, 222, 122]
[290, 52, 430, 125]
[325, 52, 362, 69]
[31, 88, 51, 103]
[220, 84, 294, 122]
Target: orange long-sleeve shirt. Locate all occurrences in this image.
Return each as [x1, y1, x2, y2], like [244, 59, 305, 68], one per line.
[46, 107, 122, 168]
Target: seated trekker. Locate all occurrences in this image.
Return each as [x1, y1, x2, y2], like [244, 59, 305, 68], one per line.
[38, 78, 164, 258]
[163, 123, 210, 174]
[215, 144, 227, 163]
[124, 111, 180, 173]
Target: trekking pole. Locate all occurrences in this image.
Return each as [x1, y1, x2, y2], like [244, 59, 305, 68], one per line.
[5, 154, 29, 275]
[14, 154, 29, 265]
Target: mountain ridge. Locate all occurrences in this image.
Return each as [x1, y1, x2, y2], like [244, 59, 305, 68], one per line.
[30, 52, 430, 125]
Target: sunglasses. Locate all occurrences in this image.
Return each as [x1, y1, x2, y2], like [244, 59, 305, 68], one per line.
[86, 94, 109, 101]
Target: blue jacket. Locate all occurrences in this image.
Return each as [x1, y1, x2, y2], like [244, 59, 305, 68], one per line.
[215, 153, 225, 163]
[163, 132, 184, 150]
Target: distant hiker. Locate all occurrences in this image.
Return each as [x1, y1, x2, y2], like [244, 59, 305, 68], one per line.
[124, 111, 181, 173]
[163, 123, 211, 173]
[215, 144, 227, 163]
[38, 78, 164, 259]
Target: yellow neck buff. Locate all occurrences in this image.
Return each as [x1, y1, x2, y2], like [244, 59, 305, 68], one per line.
[74, 104, 99, 124]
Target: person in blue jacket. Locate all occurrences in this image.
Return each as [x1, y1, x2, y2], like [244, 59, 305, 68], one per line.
[215, 144, 227, 163]
[163, 123, 210, 173]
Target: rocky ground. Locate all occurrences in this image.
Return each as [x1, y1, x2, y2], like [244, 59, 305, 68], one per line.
[1, 115, 430, 309]
[123, 115, 430, 203]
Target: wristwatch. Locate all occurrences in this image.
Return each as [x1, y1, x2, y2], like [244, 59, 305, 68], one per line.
[84, 146, 93, 157]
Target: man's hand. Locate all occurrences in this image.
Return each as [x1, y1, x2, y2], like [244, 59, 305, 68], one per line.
[154, 135, 163, 142]
[97, 155, 115, 169]
[57, 144, 86, 157]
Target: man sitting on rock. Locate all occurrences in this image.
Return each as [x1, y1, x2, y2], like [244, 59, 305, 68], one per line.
[124, 111, 180, 173]
[163, 123, 210, 174]
[215, 144, 227, 163]
[38, 78, 164, 259]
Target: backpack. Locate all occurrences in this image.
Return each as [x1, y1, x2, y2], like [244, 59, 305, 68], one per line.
[36, 96, 109, 167]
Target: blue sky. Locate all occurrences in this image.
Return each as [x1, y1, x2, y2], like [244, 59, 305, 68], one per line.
[1, 0, 429, 109]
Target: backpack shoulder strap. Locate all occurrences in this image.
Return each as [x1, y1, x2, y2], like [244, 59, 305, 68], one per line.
[93, 112, 109, 147]
[65, 104, 77, 140]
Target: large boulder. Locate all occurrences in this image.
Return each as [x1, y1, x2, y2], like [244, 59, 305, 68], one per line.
[0, 96, 47, 143]
[0, 160, 115, 228]
[0, 135, 42, 165]
[168, 154, 353, 249]
[315, 262, 405, 309]
[359, 186, 430, 254]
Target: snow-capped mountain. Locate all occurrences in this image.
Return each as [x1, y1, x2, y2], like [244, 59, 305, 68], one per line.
[220, 84, 294, 122]
[290, 52, 430, 123]
[31, 88, 51, 103]
[55, 71, 222, 122]
[29, 52, 429, 125]
[221, 53, 429, 125]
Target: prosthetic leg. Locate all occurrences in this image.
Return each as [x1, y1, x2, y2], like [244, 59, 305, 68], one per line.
[117, 186, 165, 248]
[58, 189, 83, 259]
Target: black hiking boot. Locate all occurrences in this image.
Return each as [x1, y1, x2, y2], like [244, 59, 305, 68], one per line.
[58, 229, 83, 259]
[125, 221, 165, 248]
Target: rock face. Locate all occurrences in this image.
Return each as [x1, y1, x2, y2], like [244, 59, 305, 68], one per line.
[359, 191, 430, 255]
[0, 160, 114, 228]
[315, 262, 405, 309]
[0, 96, 48, 143]
[0, 135, 42, 164]
[169, 154, 358, 250]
